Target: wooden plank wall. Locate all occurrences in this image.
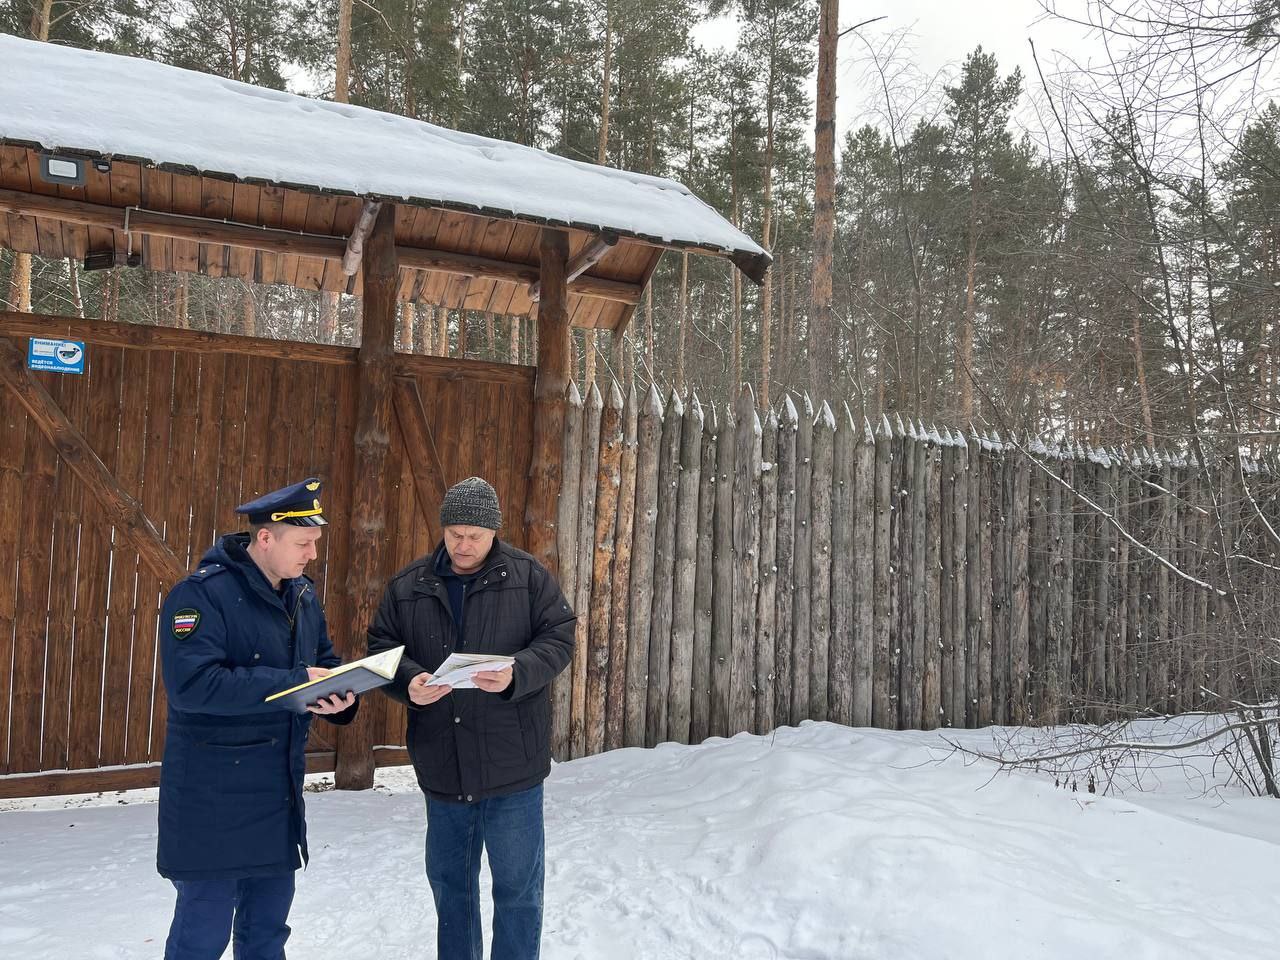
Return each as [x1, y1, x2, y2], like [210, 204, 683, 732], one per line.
[0, 327, 533, 793]
[552, 389, 1268, 762]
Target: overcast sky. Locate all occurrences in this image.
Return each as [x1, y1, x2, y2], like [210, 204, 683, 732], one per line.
[693, 0, 1100, 142]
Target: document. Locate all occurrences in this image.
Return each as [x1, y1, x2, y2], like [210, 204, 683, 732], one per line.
[426, 652, 516, 689]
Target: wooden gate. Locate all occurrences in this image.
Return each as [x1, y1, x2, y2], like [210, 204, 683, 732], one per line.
[0, 315, 533, 797]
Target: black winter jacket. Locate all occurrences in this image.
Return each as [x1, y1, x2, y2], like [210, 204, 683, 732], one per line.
[367, 539, 575, 802]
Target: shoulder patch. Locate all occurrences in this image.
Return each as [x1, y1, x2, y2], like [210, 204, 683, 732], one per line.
[188, 563, 226, 582]
[172, 608, 202, 640]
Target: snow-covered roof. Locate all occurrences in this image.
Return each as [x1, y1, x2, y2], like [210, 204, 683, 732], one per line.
[0, 34, 769, 281]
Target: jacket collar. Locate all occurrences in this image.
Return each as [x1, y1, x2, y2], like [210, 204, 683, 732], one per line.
[416, 540, 508, 594]
[208, 533, 305, 610]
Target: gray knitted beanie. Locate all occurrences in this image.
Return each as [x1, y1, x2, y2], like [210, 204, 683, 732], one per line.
[440, 476, 502, 530]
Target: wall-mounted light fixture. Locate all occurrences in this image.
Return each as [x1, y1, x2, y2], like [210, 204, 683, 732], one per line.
[82, 249, 142, 271]
[38, 154, 86, 187]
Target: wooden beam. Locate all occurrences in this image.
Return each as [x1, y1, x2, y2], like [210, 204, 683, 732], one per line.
[341, 201, 382, 276]
[0, 745, 408, 799]
[397, 243, 640, 305]
[0, 187, 643, 305]
[529, 231, 618, 303]
[0, 187, 347, 260]
[335, 203, 398, 791]
[0, 336, 185, 586]
[0, 311, 535, 384]
[392, 375, 448, 543]
[525, 228, 571, 578]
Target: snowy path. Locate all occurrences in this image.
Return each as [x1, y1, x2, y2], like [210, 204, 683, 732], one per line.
[2, 721, 1278, 959]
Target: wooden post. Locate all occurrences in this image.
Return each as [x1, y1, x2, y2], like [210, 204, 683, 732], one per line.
[690, 404, 719, 743]
[526, 227, 571, 576]
[950, 430, 968, 729]
[790, 395, 814, 726]
[336, 203, 397, 790]
[923, 426, 941, 730]
[989, 434, 1008, 726]
[892, 416, 910, 729]
[604, 384, 638, 751]
[966, 431, 984, 727]
[1044, 444, 1066, 724]
[570, 384, 603, 758]
[710, 403, 735, 736]
[730, 386, 761, 734]
[585, 381, 623, 756]
[668, 394, 704, 744]
[773, 398, 798, 728]
[1117, 451, 1135, 715]
[1029, 445, 1049, 721]
[872, 415, 893, 728]
[1058, 451, 1076, 719]
[625, 385, 662, 746]
[809, 402, 835, 722]
[755, 406, 779, 733]
[829, 404, 855, 725]
[908, 421, 928, 729]
[1156, 454, 1173, 712]
[644, 390, 683, 747]
[939, 430, 955, 728]
[1010, 443, 1031, 725]
[551, 382, 583, 760]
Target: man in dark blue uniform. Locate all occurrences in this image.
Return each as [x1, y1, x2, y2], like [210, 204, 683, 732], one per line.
[157, 478, 358, 960]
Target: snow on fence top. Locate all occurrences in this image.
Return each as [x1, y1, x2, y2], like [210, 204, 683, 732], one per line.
[0, 34, 769, 280]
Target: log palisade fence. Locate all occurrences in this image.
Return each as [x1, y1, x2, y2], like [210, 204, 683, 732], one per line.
[550, 381, 1263, 760]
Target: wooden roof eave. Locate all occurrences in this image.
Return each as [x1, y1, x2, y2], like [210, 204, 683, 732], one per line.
[0, 136, 771, 287]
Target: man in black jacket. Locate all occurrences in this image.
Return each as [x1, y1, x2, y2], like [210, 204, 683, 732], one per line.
[368, 476, 575, 960]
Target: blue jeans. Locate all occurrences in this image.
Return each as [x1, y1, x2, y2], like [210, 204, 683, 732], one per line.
[426, 784, 545, 960]
[164, 873, 295, 960]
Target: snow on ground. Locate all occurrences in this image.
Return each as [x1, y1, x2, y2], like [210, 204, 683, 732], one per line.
[2, 720, 1278, 959]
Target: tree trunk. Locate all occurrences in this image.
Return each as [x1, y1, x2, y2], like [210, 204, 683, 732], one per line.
[241, 285, 256, 337]
[1132, 300, 1155, 448]
[336, 0, 353, 102]
[958, 179, 979, 420]
[677, 251, 688, 392]
[598, 4, 613, 166]
[810, 0, 838, 396]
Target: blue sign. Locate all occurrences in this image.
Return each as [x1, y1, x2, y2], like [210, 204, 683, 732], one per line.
[27, 337, 85, 375]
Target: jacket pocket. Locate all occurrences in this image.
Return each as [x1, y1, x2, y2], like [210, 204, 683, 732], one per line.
[190, 738, 287, 796]
[517, 696, 550, 761]
[484, 701, 528, 767]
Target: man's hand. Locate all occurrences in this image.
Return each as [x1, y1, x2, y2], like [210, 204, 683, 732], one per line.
[307, 692, 356, 714]
[473, 665, 513, 694]
[408, 671, 452, 706]
[306, 667, 332, 682]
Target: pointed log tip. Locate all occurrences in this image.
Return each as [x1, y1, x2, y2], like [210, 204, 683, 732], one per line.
[643, 382, 662, 413]
[782, 394, 799, 422]
[879, 413, 892, 437]
[607, 379, 624, 408]
[817, 401, 836, 430]
[567, 379, 583, 405]
[802, 392, 814, 414]
[587, 381, 604, 407]
[667, 388, 684, 417]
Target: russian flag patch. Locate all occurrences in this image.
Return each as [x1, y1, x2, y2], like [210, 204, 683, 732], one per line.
[172, 609, 201, 639]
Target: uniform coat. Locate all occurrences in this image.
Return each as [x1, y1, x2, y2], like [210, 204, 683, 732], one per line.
[157, 533, 356, 881]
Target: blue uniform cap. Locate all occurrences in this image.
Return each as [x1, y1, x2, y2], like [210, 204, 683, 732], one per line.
[235, 477, 328, 527]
